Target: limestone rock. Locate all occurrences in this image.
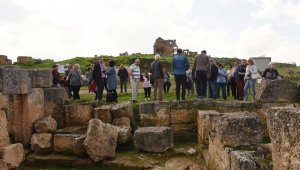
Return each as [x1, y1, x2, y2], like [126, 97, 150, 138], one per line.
[171, 124, 197, 138]
[230, 151, 260, 170]
[30, 133, 52, 154]
[215, 112, 262, 147]
[111, 101, 133, 119]
[83, 119, 119, 162]
[28, 69, 53, 88]
[170, 109, 197, 124]
[140, 108, 170, 126]
[93, 105, 112, 123]
[0, 110, 9, 149]
[0, 159, 8, 170]
[112, 117, 131, 127]
[0, 143, 24, 169]
[34, 115, 57, 133]
[53, 134, 86, 156]
[56, 126, 87, 135]
[257, 79, 300, 102]
[134, 126, 173, 153]
[0, 110, 7, 128]
[65, 104, 93, 126]
[116, 126, 133, 144]
[164, 157, 201, 170]
[0, 65, 31, 95]
[267, 107, 300, 170]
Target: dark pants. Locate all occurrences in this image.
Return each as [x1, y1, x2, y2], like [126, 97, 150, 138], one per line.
[174, 74, 187, 100]
[227, 81, 230, 96]
[208, 79, 218, 99]
[236, 79, 245, 100]
[96, 79, 104, 101]
[70, 85, 81, 100]
[217, 82, 227, 100]
[103, 78, 108, 93]
[107, 89, 118, 102]
[229, 77, 237, 100]
[144, 87, 151, 98]
[163, 82, 171, 94]
[120, 79, 127, 93]
[195, 70, 208, 98]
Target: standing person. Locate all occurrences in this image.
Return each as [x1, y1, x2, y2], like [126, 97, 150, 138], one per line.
[129, 59, 141, 103]
[235, 59, 247, 100]
[142, 73, 152, 101]
[68, 64, 83, 100]
[226, 66, 231, 97]
[186, 66, 194, 96]
[92, 57, 106, 101]
[105, 60, 118, 102]
[172, 49, 190, 101]
[208, 59, 218, 99]
[117, 65, 129, 93]
[228, 62, 238, 100]
[52, 64, 62, 87]
[262, 63, 280, 80]
[244, 59, 260, 101]
[163, 69, 171, 94]
[150, 54, 164, 101]
[217, 63, 227, 100]
[194, 50, 211, 99]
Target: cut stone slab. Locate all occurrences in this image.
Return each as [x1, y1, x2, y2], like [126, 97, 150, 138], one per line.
[267, 107, 300, 170]
[215, 112, 262, 147]
[93, 105, 112, 123]
[112, 117, 131, 127]
[0, 143, 25, 169]
[170, 109, 197, 124]
[56, 126, 87, 135]
[65, 104, 93, 127]
[197, 110, 224, 147]
[30, 133, 52, 154]
[28, 69, 53, 88]
[0, 159, 8, 170]
[113, 117, 133, 144]
[230, 151, 260, 170]
[83, 119, 119, 162]
[0, 65, 31, 95]
[164, 157, 201, 170]
[0, 110, 9, 149]
[171, 123, 197, 139]
[140, 108, 170, 126]
[134, 126, 173, 153]
[53, 134, 86, 156]
[34, 115, 57, 133]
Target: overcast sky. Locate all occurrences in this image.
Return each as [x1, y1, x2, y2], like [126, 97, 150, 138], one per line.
[0, 0, 300, 65]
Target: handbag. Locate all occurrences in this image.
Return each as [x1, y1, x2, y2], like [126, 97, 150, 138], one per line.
[106, 91, 117, 102]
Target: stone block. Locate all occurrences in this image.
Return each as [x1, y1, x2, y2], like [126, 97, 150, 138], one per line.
[34, 115, 57, 133]
[28, 69, 53, 88]
[111, 101, 135, 128]
[0, 143, 24, 169]
[0, 159, 8, 170]
[0, 65, 31, 95]
[113, 117, 133, 144]
[267, 107, 300, 170]
[170, 109, 197, 124]
[112, 117, 131, 127]
[230, 151, 260, 170]
[65, 104, 93, 127]
[93, 105, 112, 123]
[140, 108, 170, 126]
[30, 133, 52, 154]
[134, 126, 173, 153]
[56, 126, 87, 135]
[0, 110, 9, 149]
[53, 134, 85, 156]
[171, 123, 197, 139]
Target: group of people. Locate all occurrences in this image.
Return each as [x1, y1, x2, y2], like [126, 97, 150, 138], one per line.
[52, 49, 281, 103]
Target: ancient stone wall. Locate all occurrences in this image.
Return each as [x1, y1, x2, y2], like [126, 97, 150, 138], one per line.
[153, 37, 178, 56]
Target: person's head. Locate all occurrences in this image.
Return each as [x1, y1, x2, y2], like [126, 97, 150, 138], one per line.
[74, 64, 80, 71]
[201, 50, 207, 55]
[68, 64, 73, 70]
[109, 60, 116, 67]
[247, 59, 255, 66]
[268, 62, 275, 69]
[241, 59, 247, 65]
[134, 59, 140, 66]
[154, 54, 160, 61]
[52, 64, 58, 71]
[98, 57, 103, 63]
[218, 63, 224, 68]
[120, 64, 124, 69]
[177, 48, 183, 54]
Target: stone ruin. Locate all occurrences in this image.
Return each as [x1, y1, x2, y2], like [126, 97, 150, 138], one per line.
[0, 55, 12, 65]
[17, 56, 33, 64]
[0, 65, 300, 169]
[153, 37, 178, 56]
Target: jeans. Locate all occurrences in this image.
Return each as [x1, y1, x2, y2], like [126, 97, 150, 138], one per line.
[236, 79, 245, 100]
[229, 77, 237, 100]
[120, 79, 127, 93]
[70, 85, 81, 100]
[130, 79, 139, 101]
[153, 78, 163, 101]
[174, 74, 187, 100]
[208, 80, 218, 99]
[195, 70, 208, 98]
[217, 82, 227, 100]
[144, 87, 151, 98]
[163, 81, 171, 94]
[95, 79, 104, 101]
[244, 79, 256, 101]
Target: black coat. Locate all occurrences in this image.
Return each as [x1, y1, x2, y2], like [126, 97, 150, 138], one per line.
[117, 68, 128, 81]
[92, 62, 102, 82]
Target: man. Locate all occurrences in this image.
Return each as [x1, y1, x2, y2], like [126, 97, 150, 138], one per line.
[172, 48, 189, 101]
[208, 59, 218, 99]
[150, 54, 164, 101]
[92, 57, 106, 101]
[117, 65, 129, 93]
[235, 59, 247, 100]
[52, 64, 62, 87]
[129, 59, 141, 103]
[194, 50, 211, 99]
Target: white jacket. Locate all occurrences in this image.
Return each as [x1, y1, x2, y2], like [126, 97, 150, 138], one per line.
[245, 65, 261, 80]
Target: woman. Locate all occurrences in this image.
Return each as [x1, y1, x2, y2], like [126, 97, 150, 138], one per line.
[105, 60, 118, 102]
[262, 63, 280, 80]
[244, 59, 260, 101]
[68, 64, 83, 100]
[142, 73, 152, 101]
[186, 66, 194, 96]
[227, 62, 239, 100]
[163, 69, 171, 94]
[217, 63, 227, 100]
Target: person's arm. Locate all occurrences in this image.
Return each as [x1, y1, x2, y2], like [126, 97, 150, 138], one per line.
[207, 58, 211, 77]
[129, 65, 134, 79]
[262, 69, 267, 78]
[92, 64, 97, 80]
[117, 69, 120, 77]
[185, 57, 190, 71]
[172, 58, 175, 73]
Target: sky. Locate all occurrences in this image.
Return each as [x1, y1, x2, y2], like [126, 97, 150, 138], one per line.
[0, 0, 300, 65]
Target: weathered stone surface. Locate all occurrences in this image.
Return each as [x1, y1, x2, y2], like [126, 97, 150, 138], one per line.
[116, 126, 133, 144]
[0, 65, 31, 95]
[197, 110, 224, 147]
[30, 133, 52, 154]
[0, 143, 24, 169]
[140, 108, 170, 126]
[267, 107, 300, 170]
[164, 157, 201, 170]
[260, 143, 272, 161]
[53, 134, 85, 156]
[171, 109, 197, 124]
[56, 126, 87, 135]
[83, 119, 119, 162]
[230, 151, 260, 170]
[34, 115, 57, 133]
[139, 101, 170, 115]
[257, 79, 300, 102]
[93, 105, 112, 123]
[171, 124, 197, 138]
[112, 117, 131, 127]
[43, 87, 68, 128]
[111, 102, 136, 128]
[0, 159, 8, 170]
[0, 110, 7, 128]
[65, 104, 93, 127]
[213, 100, 256, 109]
[134, 126, 173, 153]
[0, 110, 9, 149]
[215, 112, 262, 147]
[28, 69, 53, 88]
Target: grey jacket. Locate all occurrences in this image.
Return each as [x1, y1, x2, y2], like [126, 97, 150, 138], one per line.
[68, 70, 82, 86]
[106, 67, 118, 90]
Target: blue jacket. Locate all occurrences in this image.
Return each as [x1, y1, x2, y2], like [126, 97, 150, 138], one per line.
[172, 54, 189, 75]
[217, 68, 227, 83]
[105, 67, 118, 90]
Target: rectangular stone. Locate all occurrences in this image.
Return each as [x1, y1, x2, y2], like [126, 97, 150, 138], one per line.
[230, 151, 259, 170]
[170, 109, 197, 124]
[94, 105, 112, 123]
[0, 143, 24, 169]
[28, 69, 53, 88]
[53, 134, 85, 155]
[140, 108, 170, 127]
[65, 104, 93, 127]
